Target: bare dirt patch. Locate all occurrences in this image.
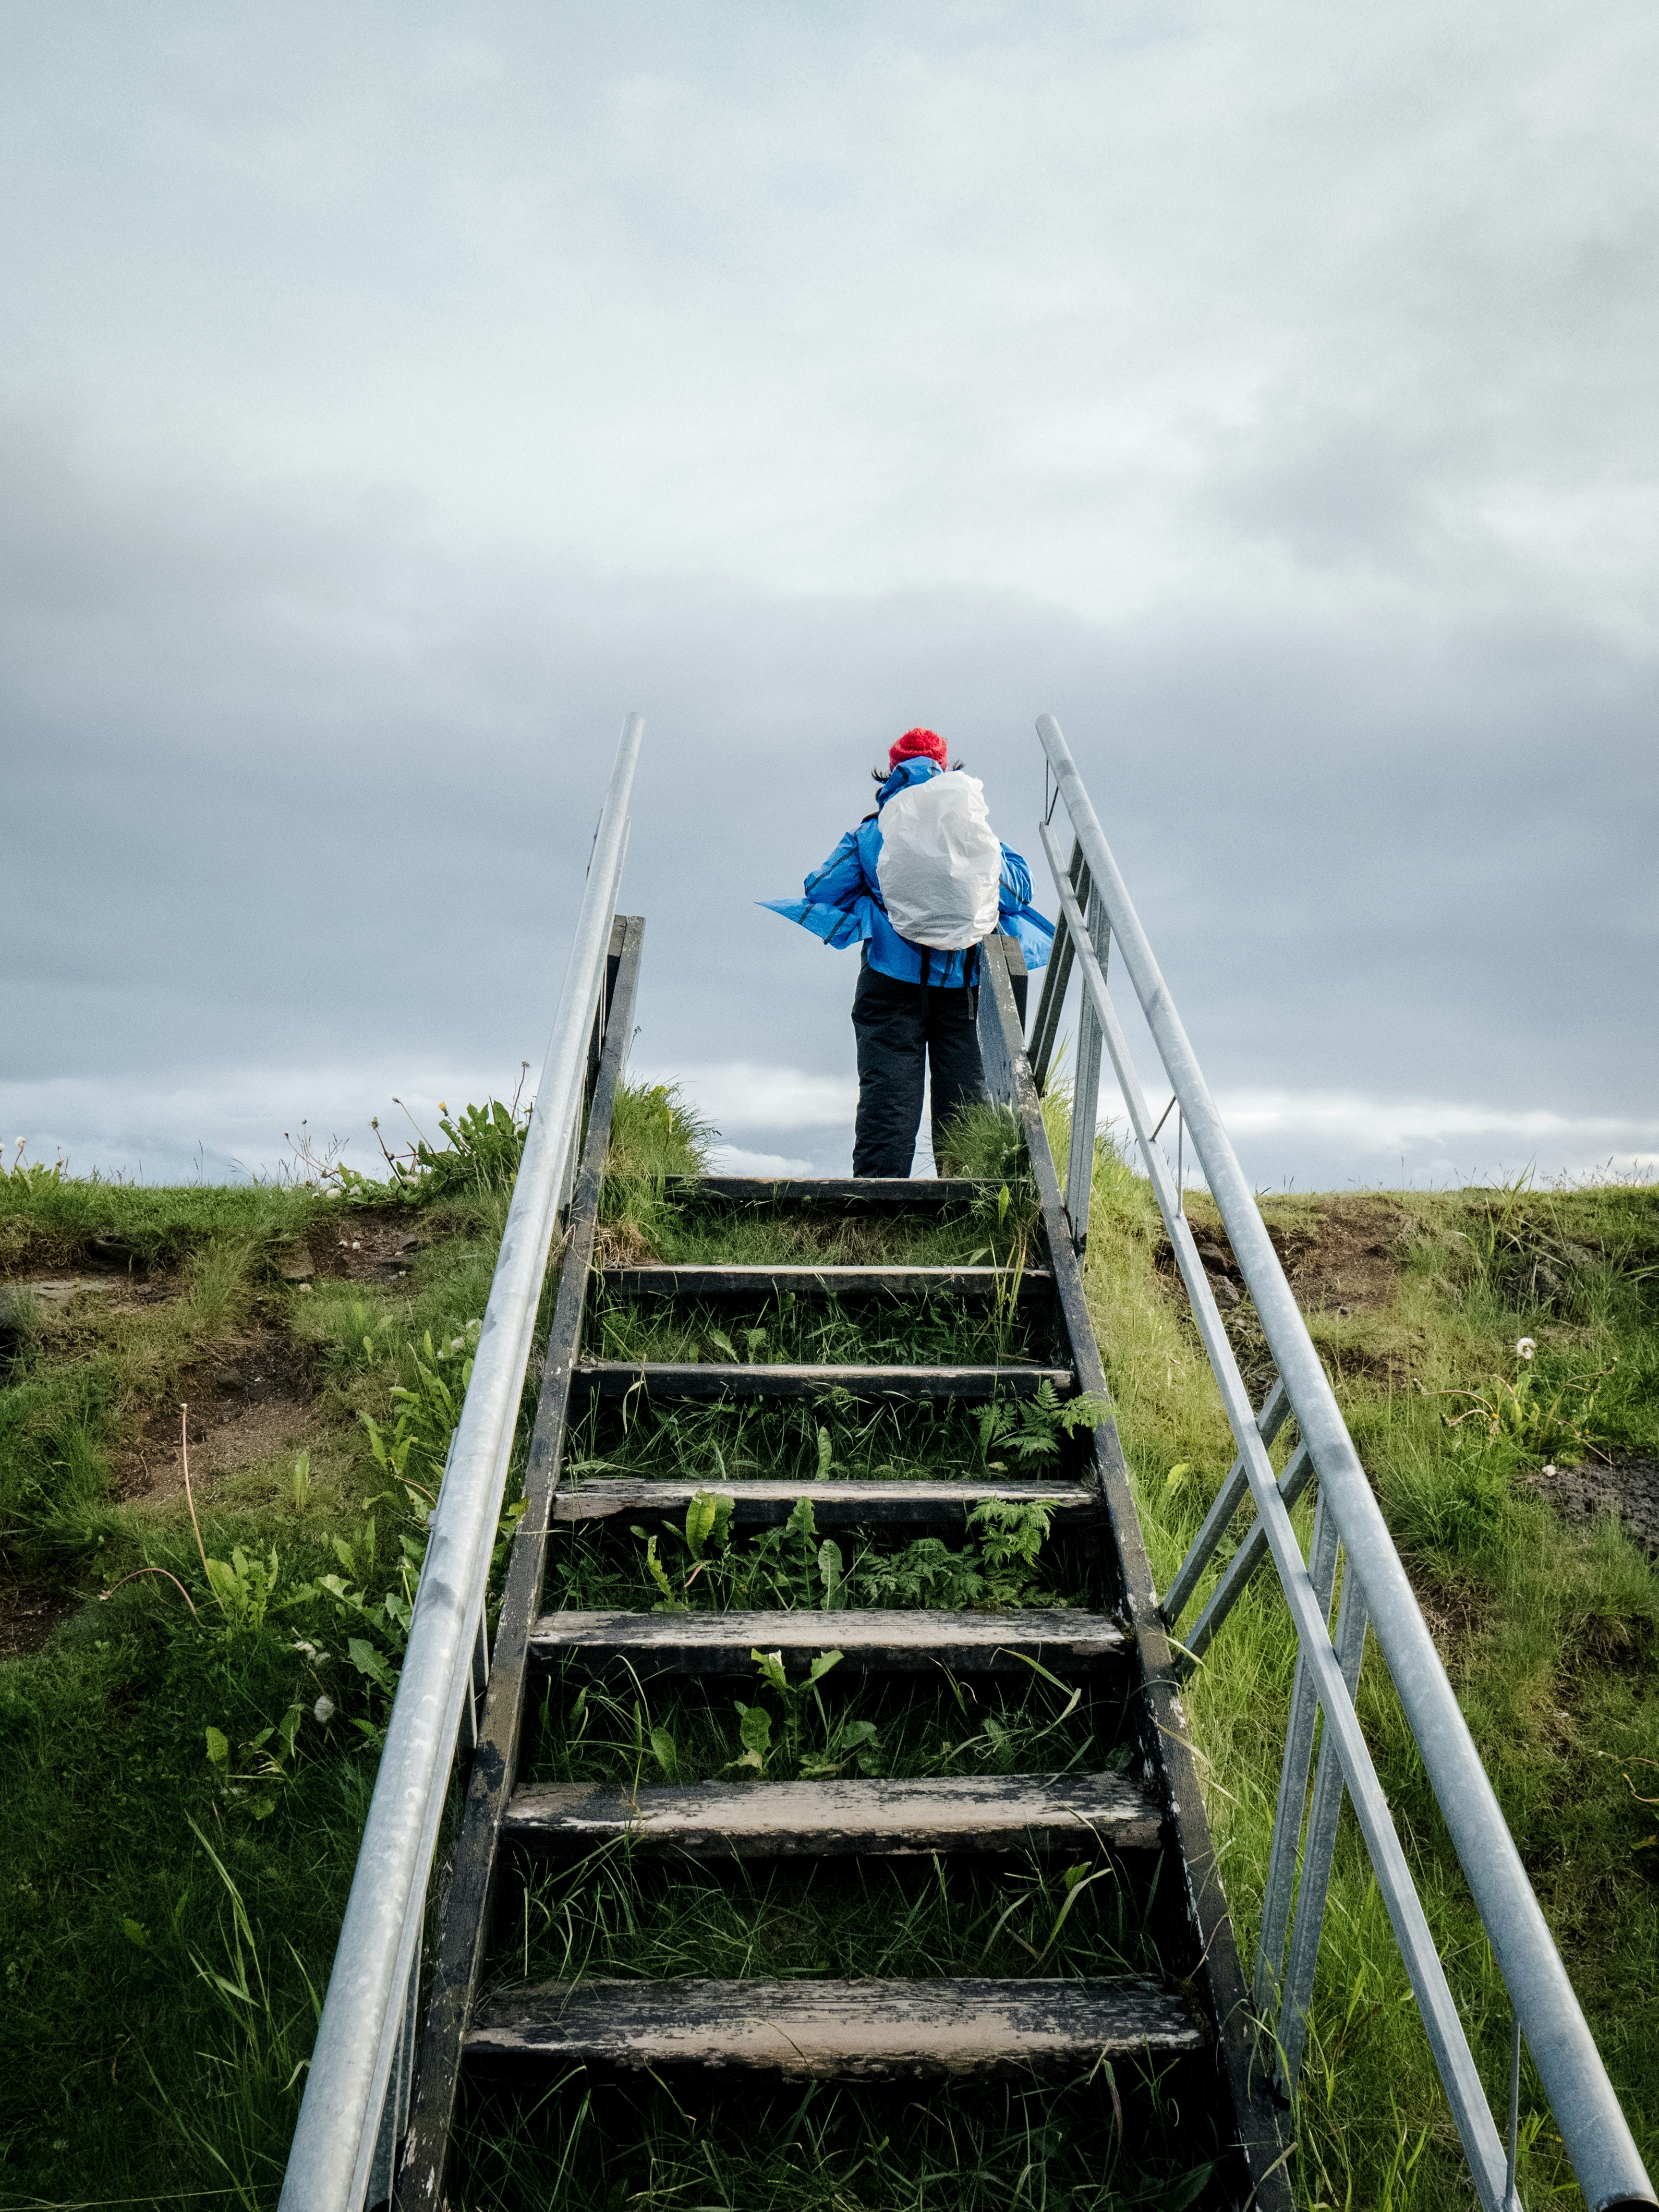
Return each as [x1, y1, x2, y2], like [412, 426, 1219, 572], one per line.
[1523, 1458, 1659, 1563]
[0, 1579, 80, 1661]
[1412, 1577, 1486, 1673]
[1160, 1196, 1409, 1316]
[273, 1212, 441, 1288]
[1270, 1198, 1411, 1313]
[2, 1270, 184, 1320]
[114, 1328, 321, 1505]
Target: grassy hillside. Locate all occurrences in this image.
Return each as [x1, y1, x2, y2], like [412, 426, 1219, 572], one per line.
[1080, 1145, 1659, 2210]
[0, 1108, 1654, 2210]
[0, 1119, 526, 2205]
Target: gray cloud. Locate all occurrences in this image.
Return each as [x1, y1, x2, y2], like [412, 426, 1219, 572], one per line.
[3, 422, 1653, 1188]
[1, 2, 1655, 1188]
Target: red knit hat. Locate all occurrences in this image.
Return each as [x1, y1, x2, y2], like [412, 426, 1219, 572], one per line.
[889, 727, 948, 770]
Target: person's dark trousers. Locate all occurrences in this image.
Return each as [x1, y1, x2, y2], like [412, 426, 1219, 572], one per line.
[851, 958, 987, 1176]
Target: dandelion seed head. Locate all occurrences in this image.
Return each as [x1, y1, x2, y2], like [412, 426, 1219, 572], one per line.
[313, 1696, 336, 1725]
[1516, 1337, 1536, 1360]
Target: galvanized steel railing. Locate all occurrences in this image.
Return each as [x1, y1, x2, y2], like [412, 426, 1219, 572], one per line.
[278, 715, 644, 2212]
[1027, 714, 1653, 2212]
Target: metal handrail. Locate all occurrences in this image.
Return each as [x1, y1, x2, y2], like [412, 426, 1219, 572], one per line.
[1032, 714, 1653, 2212]
[278, 715, 644, 2212]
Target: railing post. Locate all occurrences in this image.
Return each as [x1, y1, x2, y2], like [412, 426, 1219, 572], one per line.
[1161, 1377, 1291, 1626]
[1174, 1441, 1314, 1674]
[1028, 839, 1085, 1090]
[1275, 1560, 1371, 2095]
[366, 1947, 420, 2208]
[1254, 1485, 1340, 2015]
[1064, 880, 1109, 1250]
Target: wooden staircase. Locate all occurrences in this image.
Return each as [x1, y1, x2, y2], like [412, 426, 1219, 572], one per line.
[391, 921, 1288, 2210]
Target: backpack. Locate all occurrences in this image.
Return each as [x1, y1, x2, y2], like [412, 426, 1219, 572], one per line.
[875, 771, 1002, 950]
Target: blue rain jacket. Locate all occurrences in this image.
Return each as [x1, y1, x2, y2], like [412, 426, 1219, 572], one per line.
[761, 758, 1055, 986]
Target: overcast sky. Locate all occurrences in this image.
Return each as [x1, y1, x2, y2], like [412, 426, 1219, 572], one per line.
[3, 0, 1655, 1193]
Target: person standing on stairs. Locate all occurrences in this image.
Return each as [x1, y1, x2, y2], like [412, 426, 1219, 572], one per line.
[762, 727, 1053, 1176]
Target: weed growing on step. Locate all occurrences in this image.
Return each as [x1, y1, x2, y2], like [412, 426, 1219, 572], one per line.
[450, 2066, 1222, 2212]
[513, 1834, 1163, 1987]
[978, 1379, 1113, 1465]
[566, 1371, 1105, 1495]
[586, 1282, 1046, 1367]
[549, 1487, 1075, 1615]
[611, 1135, 1031, 1269]
[525, 1658, 1118, 1792]
[730, 1647, 871, 1775]
[567, 1389, 1001, 1488]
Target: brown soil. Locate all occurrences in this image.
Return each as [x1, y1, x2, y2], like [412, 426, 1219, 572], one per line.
[0, 1212, 469, 1660]
[275, 1212, 443, 1286]
[1160, 1196, 1410, 1317]
[113, 1327, 321, 1505]
[1413, 1577, 1485, 1673]
[0, 1579, 80, 1661]
[1522, 1458, 1659, 1562]
[1, 1271, 185, 1319]
[1270, 1198, 1412, 1313]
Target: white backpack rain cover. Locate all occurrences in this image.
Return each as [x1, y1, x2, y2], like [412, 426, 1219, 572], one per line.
[875, 771, 1002, 950]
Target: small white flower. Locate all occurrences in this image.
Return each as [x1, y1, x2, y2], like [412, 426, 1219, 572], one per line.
[313, 1696, 336, 1724]
[1516, 1337, 1536, 1361]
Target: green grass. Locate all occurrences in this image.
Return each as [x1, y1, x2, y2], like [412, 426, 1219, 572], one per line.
[543, 1489, 1082, 1615]
[519, 1662, 1119, 1791]
[566, 1390, 1028, 1489]
[508, 1841, 1162, 1986]
[446, 2068, 1221, 2212]
[635, 1200, 1032, 1270]
[0, 1149, 526, 2205]
[584, 1285, 1045, 1365]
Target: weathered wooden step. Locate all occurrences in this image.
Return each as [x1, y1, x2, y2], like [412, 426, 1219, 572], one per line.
[503, 1771, 1160, 1856]
[573, 1361, 1072, 1401]
[598, 1263, 1053, 1302]
[663, 1176, 998, 1211]
[466, 1975, 1202, 2078]
[529, 1606, 1129, 1674]
[553, 1478, 1096, 1527]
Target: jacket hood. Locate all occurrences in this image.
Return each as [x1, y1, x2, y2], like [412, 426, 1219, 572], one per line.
[876, 757, 942, 807]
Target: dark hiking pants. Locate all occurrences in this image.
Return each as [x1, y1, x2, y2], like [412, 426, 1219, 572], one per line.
[851, 959, 987, 1177]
